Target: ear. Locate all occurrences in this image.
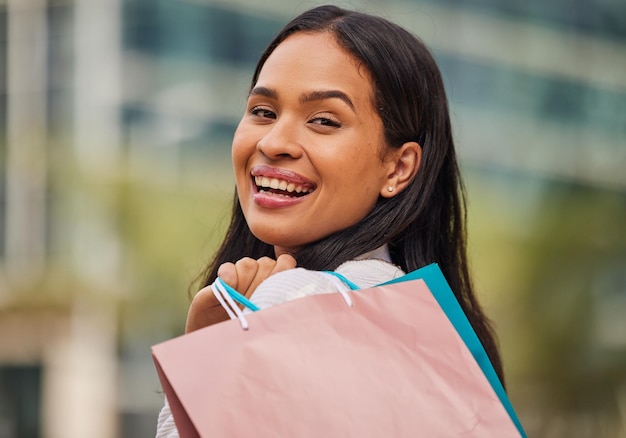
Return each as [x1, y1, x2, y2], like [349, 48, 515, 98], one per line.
[380, 141, 422, 198]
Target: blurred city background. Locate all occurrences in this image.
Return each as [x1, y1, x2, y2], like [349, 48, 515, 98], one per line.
[0, 0, 624, 436]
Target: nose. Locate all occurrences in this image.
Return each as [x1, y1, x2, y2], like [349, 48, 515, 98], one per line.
[256, 118, 303, 160]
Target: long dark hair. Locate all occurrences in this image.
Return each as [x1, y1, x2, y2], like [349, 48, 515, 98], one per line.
[199, 5, 504, 385]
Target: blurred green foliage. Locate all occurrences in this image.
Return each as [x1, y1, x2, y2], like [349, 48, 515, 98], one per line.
[468, 169, 626, 435]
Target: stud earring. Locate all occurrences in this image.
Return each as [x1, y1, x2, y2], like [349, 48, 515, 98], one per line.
[387, 186, 394, 193]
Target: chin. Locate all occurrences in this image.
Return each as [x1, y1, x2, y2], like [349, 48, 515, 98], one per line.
[249, 229, 309, 253]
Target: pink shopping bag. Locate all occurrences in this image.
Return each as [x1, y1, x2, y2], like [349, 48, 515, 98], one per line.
[153, 277, 521, 437]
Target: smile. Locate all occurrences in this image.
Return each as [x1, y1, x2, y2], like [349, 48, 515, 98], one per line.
[250, 165, 316, 200]
[254, 176, 313, 197]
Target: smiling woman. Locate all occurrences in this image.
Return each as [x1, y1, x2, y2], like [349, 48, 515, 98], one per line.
[233, 31, 417, 254]
[156, 5, 504, 437]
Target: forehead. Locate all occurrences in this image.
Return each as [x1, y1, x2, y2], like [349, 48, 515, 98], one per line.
[255, 32, 375, 103]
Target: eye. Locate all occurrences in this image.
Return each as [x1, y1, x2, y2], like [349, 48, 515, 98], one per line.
[308, 116, 341, 128]
[250, 107, 276, 119]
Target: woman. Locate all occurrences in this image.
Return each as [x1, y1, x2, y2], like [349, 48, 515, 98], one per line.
[157, 5, 504, 436]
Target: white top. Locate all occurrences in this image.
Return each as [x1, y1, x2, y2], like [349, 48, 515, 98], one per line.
[247, 246, 404, 310]
[155, 246, 404, 438]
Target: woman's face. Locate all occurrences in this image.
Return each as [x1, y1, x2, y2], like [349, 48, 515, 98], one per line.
[232, 31, 394, 255]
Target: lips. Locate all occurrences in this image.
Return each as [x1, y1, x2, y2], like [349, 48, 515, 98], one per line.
[251, 165, 316, 199]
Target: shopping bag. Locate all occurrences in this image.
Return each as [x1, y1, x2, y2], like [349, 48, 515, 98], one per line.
[152, 265, 523, 437]
[382, 264, 526, 436]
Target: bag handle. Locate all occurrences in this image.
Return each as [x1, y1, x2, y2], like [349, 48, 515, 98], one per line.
[214, 277, 260, 312]
[321, 271, 361, 291]
[212, 271, 360, 330]
[320, 271, 359, 307]
[211, 278, 253, 330]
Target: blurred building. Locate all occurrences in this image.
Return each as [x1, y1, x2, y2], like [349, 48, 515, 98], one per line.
[0, 0, 624, 437]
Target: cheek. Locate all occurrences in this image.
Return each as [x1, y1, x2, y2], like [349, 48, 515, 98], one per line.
[341, 148, 385, 184]
[231, 130, 252, 170]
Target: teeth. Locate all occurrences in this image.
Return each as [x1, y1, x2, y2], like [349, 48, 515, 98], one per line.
[254, 175, 310, 194]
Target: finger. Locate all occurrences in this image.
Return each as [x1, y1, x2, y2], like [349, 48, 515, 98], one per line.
[217, 262, 237, 289]
[232, 257, 260, 294]
[272, 253, 297, 275]
[235, 256, 274, 298]
[185, 285, 228, 333]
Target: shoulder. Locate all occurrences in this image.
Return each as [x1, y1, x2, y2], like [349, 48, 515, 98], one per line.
[248, 267, 336, 309]
[249, 258, 405, 310]
[335, 258, 405, 288]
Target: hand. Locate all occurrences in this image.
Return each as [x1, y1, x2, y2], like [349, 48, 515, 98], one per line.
[185, 253, 297, 333]
[217, 253, 297, 301]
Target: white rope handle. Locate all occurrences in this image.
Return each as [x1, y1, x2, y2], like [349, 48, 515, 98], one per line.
[211, 279, 250, 330]
[211, 282, 236, 319]
[210, 272, 355, 331]
[321, 272, 354, 307]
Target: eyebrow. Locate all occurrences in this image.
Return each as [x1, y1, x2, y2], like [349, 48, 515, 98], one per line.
[249, 86, 277, 99]
[249, 86, 356, 112]
[300, 90, 355, 112]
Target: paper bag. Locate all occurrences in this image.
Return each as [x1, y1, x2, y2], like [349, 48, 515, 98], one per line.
[383, 264, 526, 436]
[153, 264, 524, 437]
